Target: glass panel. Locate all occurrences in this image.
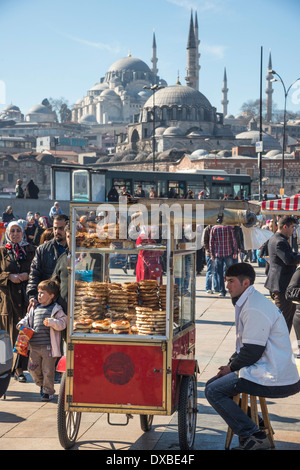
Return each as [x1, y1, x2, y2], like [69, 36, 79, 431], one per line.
[91, 173, 105, 201]
[72, 209, 168, 337]
[168, 180, 186, 198]
[55, 171, 70, 201]
[133, 181, 156, 198]
[72, 170, 89, 201]
[174, 253, 194, 329]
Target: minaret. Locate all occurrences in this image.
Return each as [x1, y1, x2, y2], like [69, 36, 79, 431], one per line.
[194, 11, 200, 90]
[151, 31, 158, 84]
[221, 67, 229, 116]
[265, 51, 273, 122]
[185, 11, 198, 90]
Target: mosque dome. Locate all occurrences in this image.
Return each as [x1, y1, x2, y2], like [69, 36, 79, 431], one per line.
[3, 104, 21, 112]
[108, 56, 151, 74]
[163, 126, 184, 136]
[100, 89, 121, 100]
[79, 114, 98, 125]
[143, 84, 212, 109]
[235, 130, 281, 151]
[190, 149, 209, 160]
[90, 82, 109, 92]
[28, 104, 52, 114]
[265, 149, 280, 158]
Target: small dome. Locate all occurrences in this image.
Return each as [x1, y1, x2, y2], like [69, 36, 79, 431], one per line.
[79, 114, 98, 125]
[236, 130, 281, 151]
[28, 104, 52, 114]
[163, 126, 183, 136]
[191, 149, 209, 158]
[90, 82, 109, 92]
[265, 149, 280, 158]
[100, 89, 121, 100]
[3, 104, 21, 112]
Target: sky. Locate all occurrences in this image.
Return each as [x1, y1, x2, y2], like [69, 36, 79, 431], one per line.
[1, 0, 300, 118]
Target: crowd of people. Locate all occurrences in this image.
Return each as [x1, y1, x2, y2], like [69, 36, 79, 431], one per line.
[0, 196, 300, 450]
[0, 201, 69, 400]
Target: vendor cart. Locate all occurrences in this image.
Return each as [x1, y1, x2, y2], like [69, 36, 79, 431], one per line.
[56, 198, 259, 450]
[57, 200, 200, 450]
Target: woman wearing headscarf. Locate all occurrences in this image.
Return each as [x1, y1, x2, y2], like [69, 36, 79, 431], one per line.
[0, 221, 36, 382]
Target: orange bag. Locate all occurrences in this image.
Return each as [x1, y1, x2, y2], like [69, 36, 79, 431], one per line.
[13, 326, 34, 357]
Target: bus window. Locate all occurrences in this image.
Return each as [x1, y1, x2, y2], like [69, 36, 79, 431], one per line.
[211, 184, 231, 199]
[112, 179, 132, 196]
[168, 181, 186, 198]
[133, 181, 156, 197]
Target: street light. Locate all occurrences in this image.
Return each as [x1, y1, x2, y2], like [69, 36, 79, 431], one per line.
[143, 84, 164, 171]
[269, 69, 300, 193]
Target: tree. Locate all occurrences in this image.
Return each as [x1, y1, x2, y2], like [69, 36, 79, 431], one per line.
[47, 97, 72, 123]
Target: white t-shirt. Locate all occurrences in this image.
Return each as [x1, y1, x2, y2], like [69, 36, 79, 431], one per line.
[235, 286, 299, 386]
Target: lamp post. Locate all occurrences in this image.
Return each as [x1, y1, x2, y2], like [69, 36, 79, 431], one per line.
[143, 84, 164, 171]
[269, 70, 300, 193]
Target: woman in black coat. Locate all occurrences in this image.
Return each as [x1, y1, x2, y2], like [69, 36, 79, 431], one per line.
[0, 221, 36, 381]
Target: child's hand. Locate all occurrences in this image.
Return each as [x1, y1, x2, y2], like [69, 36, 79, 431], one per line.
[43, 318, 50, 327]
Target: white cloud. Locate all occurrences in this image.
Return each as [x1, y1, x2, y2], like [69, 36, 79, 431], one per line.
[201, 43, 226, 60]
[64, 34, 121, 55]
[166, 0, 223, 13]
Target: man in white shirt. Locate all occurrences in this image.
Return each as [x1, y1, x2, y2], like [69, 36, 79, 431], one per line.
[205, 262, 300, 450]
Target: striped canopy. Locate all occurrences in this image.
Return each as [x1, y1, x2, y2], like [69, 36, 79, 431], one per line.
[261, 195, 300, 212]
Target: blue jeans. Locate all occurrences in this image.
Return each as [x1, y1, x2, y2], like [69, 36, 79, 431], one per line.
[214, 256, 234, 295]
[205, 256, 219, 291]
[205, 372, 259, 438]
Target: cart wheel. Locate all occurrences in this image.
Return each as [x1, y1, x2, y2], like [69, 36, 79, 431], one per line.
[178, 374, 197, 450]
[140, 414, 154, 432]
[57, 373, 81, 449]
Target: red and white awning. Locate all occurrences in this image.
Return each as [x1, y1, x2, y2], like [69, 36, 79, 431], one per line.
[261, 195, 300, 212]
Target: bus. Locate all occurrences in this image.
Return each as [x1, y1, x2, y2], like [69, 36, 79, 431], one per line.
[51, 165, 251, 202]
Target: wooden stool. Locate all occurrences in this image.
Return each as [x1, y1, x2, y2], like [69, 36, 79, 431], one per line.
[225, 393, 275, 449]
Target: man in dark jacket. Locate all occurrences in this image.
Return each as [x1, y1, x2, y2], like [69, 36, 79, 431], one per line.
[264, 215, 300, 332]
[26, 214, 68, 304]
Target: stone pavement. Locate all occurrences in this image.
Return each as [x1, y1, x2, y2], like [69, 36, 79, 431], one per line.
[0, 265, 299, 451]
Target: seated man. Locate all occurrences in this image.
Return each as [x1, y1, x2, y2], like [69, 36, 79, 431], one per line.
[205, 262, 300, 450]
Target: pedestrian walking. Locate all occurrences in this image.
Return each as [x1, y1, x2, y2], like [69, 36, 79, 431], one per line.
[17, 279, 67, 401]
[209, 225, 238, 297]
[202, 225, 219, 293]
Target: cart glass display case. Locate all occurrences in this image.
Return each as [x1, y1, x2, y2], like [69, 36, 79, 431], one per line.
[69, 204, 195, 339]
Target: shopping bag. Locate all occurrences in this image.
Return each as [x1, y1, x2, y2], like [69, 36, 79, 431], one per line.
[241, 226, 273, 250]
[13, 326, 34, 357]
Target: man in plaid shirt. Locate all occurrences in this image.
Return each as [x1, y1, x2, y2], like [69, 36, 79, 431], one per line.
[209, 225, 238, 296]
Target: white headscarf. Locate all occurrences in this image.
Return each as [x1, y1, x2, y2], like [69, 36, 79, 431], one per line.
[5, 220, 29, 247]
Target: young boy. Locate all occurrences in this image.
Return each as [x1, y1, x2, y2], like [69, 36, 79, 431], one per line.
[17, 279, 67, 401]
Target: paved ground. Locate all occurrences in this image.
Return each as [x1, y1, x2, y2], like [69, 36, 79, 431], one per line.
[0, 264, 299, 451]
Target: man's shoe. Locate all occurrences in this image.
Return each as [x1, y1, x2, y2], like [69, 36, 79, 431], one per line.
[206, 290, 213, 294]
[41, 393, 54, 402]
[232, 432, 271, 450]
[218, 292, 226, 297]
